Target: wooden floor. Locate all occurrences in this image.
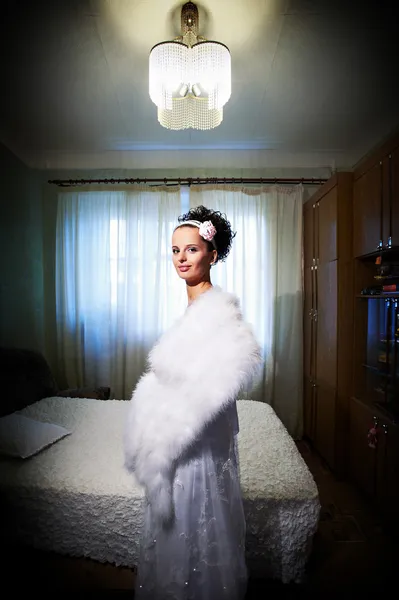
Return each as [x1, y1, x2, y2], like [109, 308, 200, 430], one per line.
[249, 439, 399, 598]
[5, 440, 398, 598]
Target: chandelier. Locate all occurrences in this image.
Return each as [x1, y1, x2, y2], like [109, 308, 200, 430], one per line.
[149, 1, 231, 130]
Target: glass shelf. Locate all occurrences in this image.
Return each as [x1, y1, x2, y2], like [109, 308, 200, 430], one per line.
[357, 293, 399, 298]
[356, 296, 399, 420]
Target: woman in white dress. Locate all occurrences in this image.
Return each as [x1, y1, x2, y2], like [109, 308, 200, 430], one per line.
[124, 206, 261, 600]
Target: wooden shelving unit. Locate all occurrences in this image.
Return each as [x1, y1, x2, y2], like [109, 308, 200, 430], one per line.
[350, 132, 399, 532]
[304, 130, 399, 530]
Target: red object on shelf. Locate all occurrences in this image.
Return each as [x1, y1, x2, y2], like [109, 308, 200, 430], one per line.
[367, 425, 381, 449]
[383, 284, 399, 292]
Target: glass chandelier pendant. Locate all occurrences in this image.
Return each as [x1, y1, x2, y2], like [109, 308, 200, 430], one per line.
[149, 2, 231, 130]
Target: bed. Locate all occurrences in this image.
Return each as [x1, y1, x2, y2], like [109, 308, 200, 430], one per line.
[0, 395, 320, 586]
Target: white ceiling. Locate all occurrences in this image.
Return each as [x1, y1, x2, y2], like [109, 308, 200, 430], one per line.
[1, 0, 398, 170]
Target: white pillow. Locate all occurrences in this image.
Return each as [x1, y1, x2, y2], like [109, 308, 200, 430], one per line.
[0, 413, 71, 459]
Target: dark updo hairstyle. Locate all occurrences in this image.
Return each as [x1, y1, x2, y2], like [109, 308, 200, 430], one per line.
[177, 205, 236, 263]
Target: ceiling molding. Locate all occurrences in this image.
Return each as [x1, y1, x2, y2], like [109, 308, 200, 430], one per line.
[20, 148, 352, 171]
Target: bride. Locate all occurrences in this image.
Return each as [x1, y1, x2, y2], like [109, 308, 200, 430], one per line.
[124, 205, 261, 599]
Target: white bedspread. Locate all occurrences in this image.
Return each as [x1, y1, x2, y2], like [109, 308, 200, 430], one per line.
[0, 397, 320, 584]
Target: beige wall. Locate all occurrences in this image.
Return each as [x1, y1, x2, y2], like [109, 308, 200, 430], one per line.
[0, 144, 44, 353]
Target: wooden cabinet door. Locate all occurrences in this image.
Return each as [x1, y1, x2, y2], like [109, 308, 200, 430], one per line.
[317, 188, 337, 263]
[313, 260, 337, 467]
[304, 377, 315, 440]
[353, 162, 383, 257]
[303, 201, 316, 441]
[349, 398, 378, 498]
[316, 261, 337, 389]
[314, 383, 336, 469]
[303, 201, 315, 268]
[304, 267, 313, 381]
[376, 417, 399, 529]
[386, 147, 399, 248]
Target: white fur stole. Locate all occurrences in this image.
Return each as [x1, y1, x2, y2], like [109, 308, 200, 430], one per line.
[123, 286, 262, 523]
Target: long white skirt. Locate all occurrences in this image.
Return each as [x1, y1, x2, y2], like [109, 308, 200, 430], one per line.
[135, 403, 247, 600]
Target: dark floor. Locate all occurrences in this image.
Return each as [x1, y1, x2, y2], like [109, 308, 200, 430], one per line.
[5, 440, 398, 598]
[245, 440, 398, 598]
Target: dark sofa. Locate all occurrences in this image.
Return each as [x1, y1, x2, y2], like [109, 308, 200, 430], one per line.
[0, 347, 110, 417]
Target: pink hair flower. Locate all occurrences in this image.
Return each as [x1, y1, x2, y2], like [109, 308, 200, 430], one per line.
[199, 220, 217, 242]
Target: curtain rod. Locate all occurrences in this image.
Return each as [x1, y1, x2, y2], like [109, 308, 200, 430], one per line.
[48, 177, 328, 188]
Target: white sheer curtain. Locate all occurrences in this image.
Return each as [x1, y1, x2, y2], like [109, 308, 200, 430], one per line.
[55, 184, 303, 437]
[55, 187, 184, 400]
[190, 185, 304, 438]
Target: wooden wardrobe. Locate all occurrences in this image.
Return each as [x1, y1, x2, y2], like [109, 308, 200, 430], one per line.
[303, 173, 354, 476]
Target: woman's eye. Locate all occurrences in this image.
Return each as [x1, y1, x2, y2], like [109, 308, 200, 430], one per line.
[188, 247, 197, 253]
[172, 249, 179, 254]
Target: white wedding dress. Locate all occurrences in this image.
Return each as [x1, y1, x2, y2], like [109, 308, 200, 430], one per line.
[134, 402, 247, 600]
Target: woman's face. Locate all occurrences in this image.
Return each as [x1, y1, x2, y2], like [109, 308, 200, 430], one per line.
[172, 226, 217, 284]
